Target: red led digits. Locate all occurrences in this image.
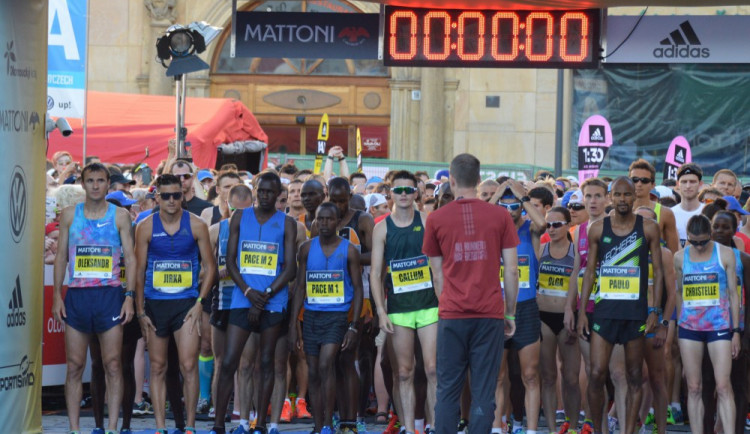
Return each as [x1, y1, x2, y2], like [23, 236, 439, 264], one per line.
[560, 12, 589, 62]
[423, 11, 451, 60]
[457, 11, 485, 61]
[525, 12, 553, 61]
[390, 10, 417, 60]
[490, 12, 519, 61]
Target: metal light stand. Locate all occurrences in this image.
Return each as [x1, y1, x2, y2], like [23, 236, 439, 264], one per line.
[175, 73, 189, 159]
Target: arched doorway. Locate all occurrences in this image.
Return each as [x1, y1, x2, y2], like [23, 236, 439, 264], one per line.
[209, 0, 391, 159]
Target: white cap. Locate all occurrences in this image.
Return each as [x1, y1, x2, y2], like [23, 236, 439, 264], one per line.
[654, 185, 675, 200]
[364, 193, 387, 209]
[569, 189, 584, 205]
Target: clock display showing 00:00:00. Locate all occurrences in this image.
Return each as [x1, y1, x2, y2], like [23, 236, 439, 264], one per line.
[384, 7, 601, 68]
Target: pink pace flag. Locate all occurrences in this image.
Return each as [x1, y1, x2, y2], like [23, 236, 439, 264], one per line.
[577, 115, 613, 183]
[663, 136, 691, 181]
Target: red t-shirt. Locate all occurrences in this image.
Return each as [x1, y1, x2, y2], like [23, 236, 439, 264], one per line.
[423, 198, 519, 319]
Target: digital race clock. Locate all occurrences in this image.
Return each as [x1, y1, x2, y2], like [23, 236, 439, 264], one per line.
[384, 6, 601, 68]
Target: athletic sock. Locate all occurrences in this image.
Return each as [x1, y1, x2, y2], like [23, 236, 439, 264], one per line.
[527, 430, 538, 434]
[512, 420, 523, 431]
[269, 423, 279, 430]
[670, 402, 682, 412]
[492, 429, 503, 434]
[415, 419, 425, 433]
[240, 419, 250, 430]
[198, 354, 214, 400]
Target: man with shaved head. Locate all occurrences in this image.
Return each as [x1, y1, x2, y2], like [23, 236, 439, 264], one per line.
[299, 179, 326, 238]
[577, 176, 664, 434]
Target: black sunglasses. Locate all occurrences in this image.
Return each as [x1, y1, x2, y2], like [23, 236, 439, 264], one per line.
[159, 191, 183, 201]
[568, 203, 585, 211]
[176, 173, 192, 180]
[546, 221, 568, 229]
[392, 186, 416, 195]
[688, 238, 710, 247]
[631, 176, 653, 185]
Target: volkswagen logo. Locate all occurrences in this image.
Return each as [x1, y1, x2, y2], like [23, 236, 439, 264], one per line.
[9, 166, 26, 243]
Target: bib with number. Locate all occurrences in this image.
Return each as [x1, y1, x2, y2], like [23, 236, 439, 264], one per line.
[538, 263, 573, 297]
[598, 266, 640, 300]
[153, 260, 193, 293]
[578, 269, 598, 301]
[73, 245, 114, 279]
[500, 255, 530, 288]
[240, 241, 279, 276]
[218, 256, 234, 289]
[119, 256, 126, 285]
[683, 273, 720, 307]
[306, 270, 345, 305]
[390, 255, 432, 294]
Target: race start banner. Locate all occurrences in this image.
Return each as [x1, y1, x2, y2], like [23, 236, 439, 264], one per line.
[0, 1, 47, 432]
[47, 0, 87, 118]
[663, 136, 692, 181]
[577, 115, 613, 182]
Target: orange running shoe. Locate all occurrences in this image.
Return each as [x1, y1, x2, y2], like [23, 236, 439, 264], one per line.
[557, 421, 570, 434]
[384, 411, 401, 434]
[580, 420, 593, 434]
[280, 399, 293, 423]
[295, 398, 312, 419]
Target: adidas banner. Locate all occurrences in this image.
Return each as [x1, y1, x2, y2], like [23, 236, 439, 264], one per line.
[663, 136, 692, 182]
[577, 115, 613, 183]
[605, 15, 750, 63]
[0, 0, 47, 432]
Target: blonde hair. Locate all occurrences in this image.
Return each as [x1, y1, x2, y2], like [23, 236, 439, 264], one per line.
[54, 185, 86, 210]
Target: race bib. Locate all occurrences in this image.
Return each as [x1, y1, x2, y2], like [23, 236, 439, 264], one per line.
[500, 255, 530, 288]
[218, 256, 234, 290]
[390, 255, 432, 294]
[578, 269, 597, 301]
[119, 256, 126, 286]
[648, 262, 654, 286]
[153, 260, 193, 293]
[538, 263, 572, 297]
[240, 241, 279, 276]
[73, 245, 114, 279]
[683, 273, 720, 307]
[306, 270, 345, 305]
[598, 266, 640, 300]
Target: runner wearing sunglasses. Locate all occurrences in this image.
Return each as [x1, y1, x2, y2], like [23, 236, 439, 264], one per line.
[490, 178, 547, 434]
[577, 176, 664, 434]
[537, 206, 581, 434]
[134, 173, 217, 434]
[628, 159, 680, 253]
[674, 214, 740, 434]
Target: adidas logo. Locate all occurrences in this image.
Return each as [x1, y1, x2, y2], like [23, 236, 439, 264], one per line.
[7, 275, 26, 327]
[589, 125, 605, 143]
[653, 21, 709, 59]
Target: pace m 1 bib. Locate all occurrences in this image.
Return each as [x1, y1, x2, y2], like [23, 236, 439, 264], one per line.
[73, 245, 114, 279]
[501, 255, 530, 288]
[390, 255, 432, 294]
[153, 260, 193, 293]
[598, 266, 640, 300]
[306, 270, 345, 305]
[683, 273, 720, 307]
[240, 241, 279, 276]
[538, 263, 573, 297]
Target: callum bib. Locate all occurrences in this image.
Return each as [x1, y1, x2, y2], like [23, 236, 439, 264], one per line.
[390, 255, 432, 294]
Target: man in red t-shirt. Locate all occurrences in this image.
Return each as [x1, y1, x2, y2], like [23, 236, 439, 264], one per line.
[423, 153, 520, 434]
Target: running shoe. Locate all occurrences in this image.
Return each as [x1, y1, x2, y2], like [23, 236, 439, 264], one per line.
[637, 423, 646, 434]
[197, 398, 211, 414]
[333, 414, 340, 432]
[557, 421, 570, 434]
[296, 398, 313, 419]
[184, 428, 198, 434]
[456, 418, 468, 434]
[356, 419, 368, 434]
[745, 412, 750, 429]
[321, 426, 334, 434]
[119, 430, 133, 434]
[91, 429, 105, 434]
[670, 407, 684, 425]
[104, 431, 116, 434]
[68, 432, 81, 434]
[666, 407, 675, 425]
[133, 399, 153, 416]
[269, 428, 280, 434]
[170, 429, 185, 434]
[230, 426, 251, 434]
[580, 420, 593, 434]
[608, 416, 618, 433]
[209, 407, 216, 418]
[556, 410, 567, 424]
[644, 411, 655, 426]
[384, 413, 401, 434]
[252, 427, 268, 434]
[512, 427, 525, 434]
[281, 398, 293, 422]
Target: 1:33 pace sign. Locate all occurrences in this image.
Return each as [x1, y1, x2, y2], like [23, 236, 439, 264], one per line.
[384, 6, 601, 68]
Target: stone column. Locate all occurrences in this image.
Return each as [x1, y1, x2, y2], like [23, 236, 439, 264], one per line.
[418, 68, 445, 163]
[389, 67, 421, 161]
[144, 0, 177, 96]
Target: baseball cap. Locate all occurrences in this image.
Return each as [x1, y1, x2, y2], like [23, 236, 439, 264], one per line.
[197, 170, 214, 182]
[434, 169, 450, 181]
[365, 176, 384, 186]
[364, 193, 387, 209]
[110, 173, 135, 186]
[562, 190, 583, 208]
[654, 185, 675, 200]
[723, 195, 750, 215]
[106, 191, 138, 207]
[45, 222, 60, 236]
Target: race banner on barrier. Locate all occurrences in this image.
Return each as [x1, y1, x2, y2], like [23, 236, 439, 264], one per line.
[577, 115, 613, 182]
[0, 1, 47, 432]
[47, 0, 87, 118]
[663, 136, 692, 181]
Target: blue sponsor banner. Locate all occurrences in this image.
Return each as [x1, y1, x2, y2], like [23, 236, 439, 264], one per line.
[234, 12, 379, 59]
[47, 0, 87, 117]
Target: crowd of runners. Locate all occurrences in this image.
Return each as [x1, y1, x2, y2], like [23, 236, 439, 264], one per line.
[44, 144, 750, 434]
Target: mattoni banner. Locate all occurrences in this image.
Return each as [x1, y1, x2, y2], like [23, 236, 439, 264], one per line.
[47, 0, 87, 118]
[0, 0, 47, 432]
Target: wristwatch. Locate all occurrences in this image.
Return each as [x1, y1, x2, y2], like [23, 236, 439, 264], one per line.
[660, 319, 669, 327]
[520, 196, 531, 203]
[265, 287, 273, 295]
[732, 327, 741, 335]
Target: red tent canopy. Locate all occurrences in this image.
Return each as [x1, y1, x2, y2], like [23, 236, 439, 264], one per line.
[46, 91, 268, 169]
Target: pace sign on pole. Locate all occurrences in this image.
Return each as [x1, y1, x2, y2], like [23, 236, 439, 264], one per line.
[47, 0, 87, 118]
[0, 1, 47, 432]
[577, 115, 613, 182]
[663, 136, 691, 181]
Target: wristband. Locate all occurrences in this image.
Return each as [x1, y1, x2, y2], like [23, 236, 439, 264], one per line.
[338, 157, 346, 161]
[505, 314, 516, 321]
[244, 287, 253, 297]
[196, 297, 202, 303]
[732, 327, 741, 334]
[327, 155, 335, 160]
[647, 307, 657, 314]
[348, 326, 358, 333]
[124, 291, 134, 298]
[136, 312, 146, 319]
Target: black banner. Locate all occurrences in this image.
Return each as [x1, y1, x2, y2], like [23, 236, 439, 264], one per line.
[234, 12, 379, 59]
